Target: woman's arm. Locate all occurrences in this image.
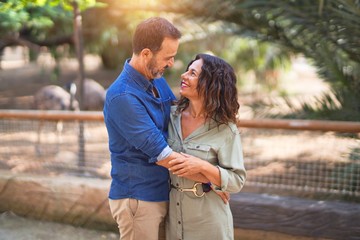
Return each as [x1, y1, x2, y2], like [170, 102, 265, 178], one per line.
[215, 129, 246, 193]
[167, 153, 222, 187]
[157, 151, 210, 183]
[165, 126, 246, 194]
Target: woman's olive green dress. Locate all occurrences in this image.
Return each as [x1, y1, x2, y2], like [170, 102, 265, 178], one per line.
[166, 106, 247, 240]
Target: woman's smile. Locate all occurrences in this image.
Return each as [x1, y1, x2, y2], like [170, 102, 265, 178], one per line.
[181, 81, 189, 88]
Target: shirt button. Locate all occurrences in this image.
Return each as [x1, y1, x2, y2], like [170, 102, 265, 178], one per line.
[177, 202, 179, 206]
[178, 221, 181, 224]
[176, 183, 179, 187]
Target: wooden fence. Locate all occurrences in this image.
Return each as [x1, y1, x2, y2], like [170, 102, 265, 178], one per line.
[1, 109, 360, 132]
[1, 109, 360, 198]
[1, 110, 360, 239]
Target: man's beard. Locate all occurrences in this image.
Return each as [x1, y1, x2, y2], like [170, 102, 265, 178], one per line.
[147, 57, 166, 79]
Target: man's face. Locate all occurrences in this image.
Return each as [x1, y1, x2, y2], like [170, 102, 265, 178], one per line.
[146, 37, 179, 79]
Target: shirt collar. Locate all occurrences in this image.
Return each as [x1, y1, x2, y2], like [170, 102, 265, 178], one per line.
[171, 107, 219, 137]
[123, 59, 153, 92]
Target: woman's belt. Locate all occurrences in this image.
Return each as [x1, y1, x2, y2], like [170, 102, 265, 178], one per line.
[170, 182, 211, 197]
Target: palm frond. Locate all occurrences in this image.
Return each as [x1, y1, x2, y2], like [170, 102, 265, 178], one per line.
[153, 0, 360, 120]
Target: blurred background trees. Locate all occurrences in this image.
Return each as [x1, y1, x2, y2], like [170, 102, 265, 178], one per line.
[0, 0, 359, 121]
[153, 0, 360, 120]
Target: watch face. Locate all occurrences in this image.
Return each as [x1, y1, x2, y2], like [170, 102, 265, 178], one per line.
[202, 183, 212, 193]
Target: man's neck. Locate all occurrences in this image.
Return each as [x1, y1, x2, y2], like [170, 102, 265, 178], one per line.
[129, 54, 151, 80]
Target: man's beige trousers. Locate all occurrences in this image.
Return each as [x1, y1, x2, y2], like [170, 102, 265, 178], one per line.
[109, 198, 167, 240]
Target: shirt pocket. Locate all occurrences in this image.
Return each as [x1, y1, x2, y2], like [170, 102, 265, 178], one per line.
[187, 142, 212, 162]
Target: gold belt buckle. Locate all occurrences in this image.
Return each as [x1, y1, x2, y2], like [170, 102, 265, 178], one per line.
[176, 182, 205, 197]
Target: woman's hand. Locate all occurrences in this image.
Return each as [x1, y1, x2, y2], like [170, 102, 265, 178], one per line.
[168, 153, 205, 177]
[213, 190, 230, 204]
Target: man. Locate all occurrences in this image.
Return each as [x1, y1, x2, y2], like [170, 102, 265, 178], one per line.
[103, 17, 182, 240]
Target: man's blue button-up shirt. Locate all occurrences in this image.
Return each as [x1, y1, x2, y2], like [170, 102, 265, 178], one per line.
[103, 59, 176, 202]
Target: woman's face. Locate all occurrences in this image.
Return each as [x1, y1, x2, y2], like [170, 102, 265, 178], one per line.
[179, 58, 203, 100]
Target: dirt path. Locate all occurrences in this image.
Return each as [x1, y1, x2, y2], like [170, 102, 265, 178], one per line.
[0, 212, 118, 240]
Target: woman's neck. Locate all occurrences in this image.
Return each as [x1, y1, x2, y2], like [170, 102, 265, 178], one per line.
[187, 100, 205, 119]
[181, 99, 206, 140]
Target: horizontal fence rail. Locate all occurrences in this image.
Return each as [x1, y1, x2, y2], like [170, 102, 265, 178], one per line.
[0, 109, 104, 121]
[2, 109, 360, 132]
[238, 118, 360, 133]
[1, 110, 359, 200]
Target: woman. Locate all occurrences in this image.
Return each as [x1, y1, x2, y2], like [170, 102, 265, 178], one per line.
[166, 53, 247, 240]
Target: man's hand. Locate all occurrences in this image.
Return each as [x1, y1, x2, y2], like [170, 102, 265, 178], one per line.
[168, 153, 205, 177]
[157, 151, 209, 183]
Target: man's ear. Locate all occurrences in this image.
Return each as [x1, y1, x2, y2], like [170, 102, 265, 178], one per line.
[141, 48, 153, 59]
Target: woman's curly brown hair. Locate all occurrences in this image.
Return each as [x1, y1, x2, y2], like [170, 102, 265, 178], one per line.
[176, 53, 240, 125]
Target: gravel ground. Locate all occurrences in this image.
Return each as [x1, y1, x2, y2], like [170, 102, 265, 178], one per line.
[0, 212, 119, 240]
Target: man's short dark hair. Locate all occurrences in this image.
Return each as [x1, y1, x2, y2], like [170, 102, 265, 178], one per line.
[132, 17, 181, 55]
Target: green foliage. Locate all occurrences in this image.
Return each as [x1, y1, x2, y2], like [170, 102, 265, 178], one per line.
[0, 0, 105, 46]
[162, 23, 292, 90]
[0, 0, 73, 43]
[156, 0, 360, 121]
[0, 1, 31, 35]
[220, 38, 292, 91]
[81, 1, 134, 69]
[258, 89, 360, 121]
[1, 0, 359, 122]
[59, 0, 99, 11]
